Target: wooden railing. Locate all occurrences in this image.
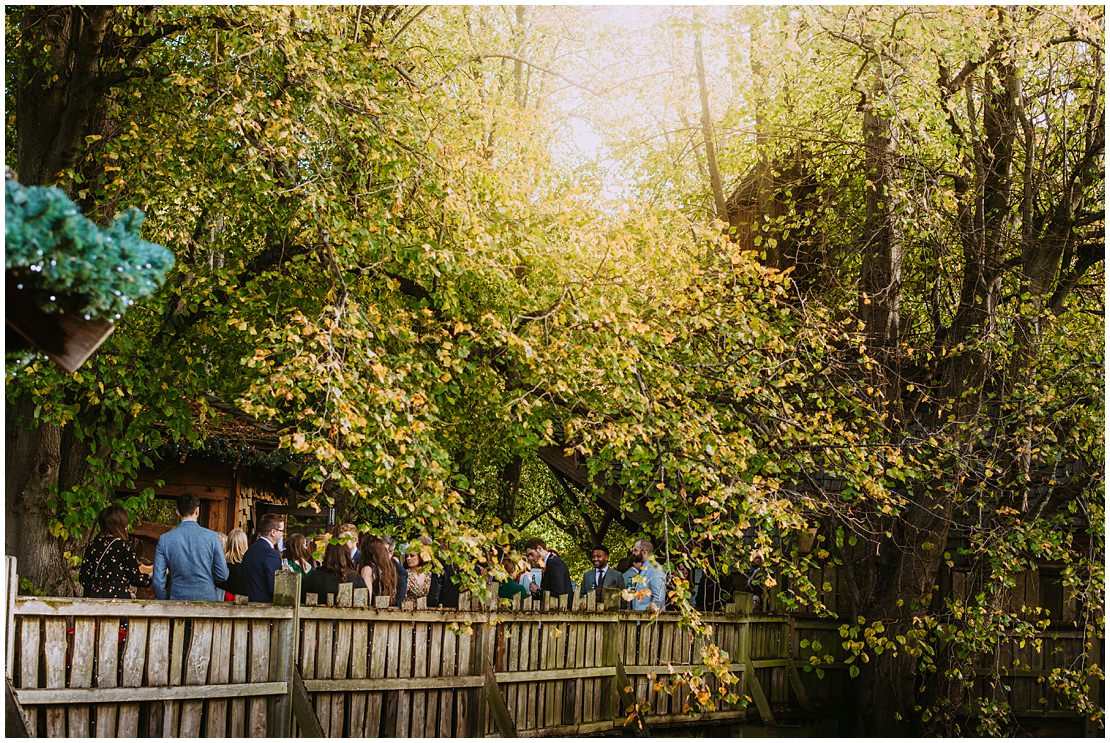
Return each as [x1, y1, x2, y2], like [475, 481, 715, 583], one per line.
[6, 558, 843, 737]
[6, 557, 1099, 737]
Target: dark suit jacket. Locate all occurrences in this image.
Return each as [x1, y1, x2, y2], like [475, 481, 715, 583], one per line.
[393, 558, 408, 607]
[428, 566, 460, 608]
[579, 565, 625, 598]
[242, 537, 283, 602]
[539, 553, 573, 607]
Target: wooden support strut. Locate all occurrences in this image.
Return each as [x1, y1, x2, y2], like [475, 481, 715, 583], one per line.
[290, 670, 324, 737]
[484, 662, 517, 737]
[5, 678, 31, 738]
[614, 655, 649, 736]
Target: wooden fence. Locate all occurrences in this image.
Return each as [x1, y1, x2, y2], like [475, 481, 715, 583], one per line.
[5, 556, 1100, 737]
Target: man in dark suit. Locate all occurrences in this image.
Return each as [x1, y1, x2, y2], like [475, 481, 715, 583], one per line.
[579, 546, 625, 601]
[523, 537, 573, 607]
[242, 512, 285, 602]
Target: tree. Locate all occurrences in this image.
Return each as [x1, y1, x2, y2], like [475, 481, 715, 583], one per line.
[6, 6, 1103, 734]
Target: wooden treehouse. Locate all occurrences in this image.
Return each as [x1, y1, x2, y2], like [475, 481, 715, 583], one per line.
[125, 396, 332, 570]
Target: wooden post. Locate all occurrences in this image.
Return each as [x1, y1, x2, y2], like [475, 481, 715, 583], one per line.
[737, 615, 774, 724]
[268, 571, 300, 736]
[5, 557, 16, 678]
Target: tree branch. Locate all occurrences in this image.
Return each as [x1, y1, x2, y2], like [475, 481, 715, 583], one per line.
[423, 53, 600, 97]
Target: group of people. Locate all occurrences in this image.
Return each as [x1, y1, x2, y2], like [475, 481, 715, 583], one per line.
[513, 537, 666, 610]
[79, 494, 445, 607]
[80, 495, 758, 612]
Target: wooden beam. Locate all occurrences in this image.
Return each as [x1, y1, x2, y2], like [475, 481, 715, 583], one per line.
[303, 676, 485, 693]
[290, 670, 324, 737]
[5, 679, 31, 738]
[14, 598, 289, 620]
[483, 663, 517, 737]
[537, 446, 650, 526]
[6, 273, 115, 373]
[15, 682, 287, 705]
[614, 656, 650, 736]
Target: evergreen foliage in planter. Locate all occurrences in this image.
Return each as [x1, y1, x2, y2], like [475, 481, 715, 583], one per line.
[5, 176, 174, 322]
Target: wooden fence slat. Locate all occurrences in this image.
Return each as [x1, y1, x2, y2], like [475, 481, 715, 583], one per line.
[248, 620, 271, 736]
[553, 621, 564, 728]
[227, 620, 249, 735]
[525, 627, 539, 731]
[179, 618, 213, 738]
[456, 625, 473, 736]
[331, 619, 352, 735]
[163, 618, 188, 736]
[206, 620, 233, 737]
[116, 618, 148, 737]
[439, 626, 457, 736]
[314, 617, 334, 733]
[364, 622, 387, 736]
[424, 622, 442, 735]
[94, 616, 121, 738]
[582, 622, 595, 723]
[658, 622, 675, 716]
[144, 619, 170, 736]
[42, 618, 66, 737]
[411, 621, 428, 736]
[348, 614, 369, 737]
[6, 558, 17, 674]
[396, 623, 414, 736]
[19, 616, 40, 743]
[67, 618, 97, 736]
[562, 621, 580, 726]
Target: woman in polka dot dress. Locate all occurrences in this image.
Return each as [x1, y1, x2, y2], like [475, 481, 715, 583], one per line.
[79, 505, 152, 599]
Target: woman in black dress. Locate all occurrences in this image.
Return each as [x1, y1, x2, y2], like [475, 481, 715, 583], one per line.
[301, 542, 365, 604]
[79, 505, 152, 599]
[217, 528, 249, 600]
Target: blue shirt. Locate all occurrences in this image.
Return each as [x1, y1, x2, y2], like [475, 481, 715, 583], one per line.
[624, 559, 666, 610]
[153, 520, 228, 601]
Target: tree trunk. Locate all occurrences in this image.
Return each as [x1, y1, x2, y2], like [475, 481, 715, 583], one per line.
[5, 398, 76, 595]
[694, 27, 727, 223]
[7, 6, 119, 594]
[750, 19, 777, 268]
[858, 71, 903, 424]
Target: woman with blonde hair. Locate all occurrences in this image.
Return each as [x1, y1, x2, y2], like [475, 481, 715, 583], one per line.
[217, 528, 249, 601]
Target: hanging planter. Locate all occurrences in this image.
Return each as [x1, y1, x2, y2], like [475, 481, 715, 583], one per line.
[795, 527, 819, 554]
[5, 174, 174, 372]
[6, 272, 116, 372]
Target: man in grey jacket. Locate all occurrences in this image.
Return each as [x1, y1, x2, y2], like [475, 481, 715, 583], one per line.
[153, 493, 228, 601]
[579, 546, 625, 601]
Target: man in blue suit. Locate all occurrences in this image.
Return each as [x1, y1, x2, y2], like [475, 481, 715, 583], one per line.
[242, 512, 285, 602]
[153, 493, 228, 601]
